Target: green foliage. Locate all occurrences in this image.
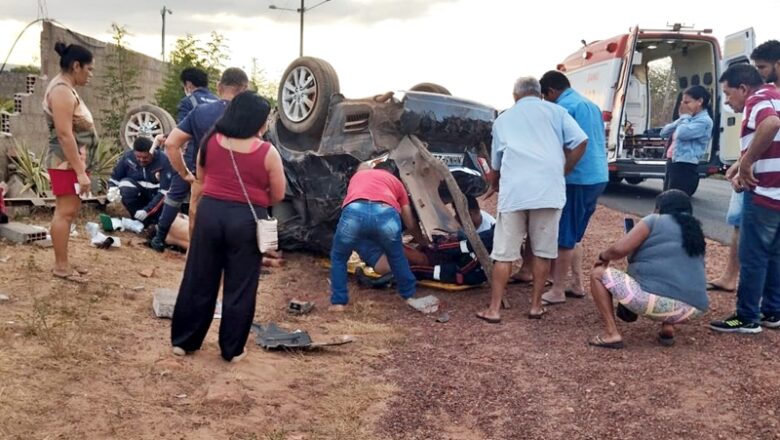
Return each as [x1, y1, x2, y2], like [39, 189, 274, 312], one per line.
[249, 57, 279, 107]
[0, 98, 13, 113]
[154, 33, 230, 118]
[90, 139, 123, 194]
[9, 65, 40, 74]
[9, 142, 50, 196]
[98, 24, 142, 144]
[647, 57, 679, 128]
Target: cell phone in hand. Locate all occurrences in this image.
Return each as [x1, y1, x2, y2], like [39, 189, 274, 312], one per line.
[624, 218, 635, 233]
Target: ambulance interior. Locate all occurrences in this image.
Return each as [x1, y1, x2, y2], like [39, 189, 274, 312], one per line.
[619, 39, 717, 162]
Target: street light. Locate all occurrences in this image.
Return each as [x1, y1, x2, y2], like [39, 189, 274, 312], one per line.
[161, 6, 173, 61]
[269, 0, 332, 57]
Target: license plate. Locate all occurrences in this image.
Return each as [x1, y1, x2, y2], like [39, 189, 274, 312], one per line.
[431, 153, 464, 166]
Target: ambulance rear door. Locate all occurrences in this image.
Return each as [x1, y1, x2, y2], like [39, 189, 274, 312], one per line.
[719, 28, 755, 164]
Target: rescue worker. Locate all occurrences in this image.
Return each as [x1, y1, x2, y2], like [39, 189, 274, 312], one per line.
[108, 137, 171, 226]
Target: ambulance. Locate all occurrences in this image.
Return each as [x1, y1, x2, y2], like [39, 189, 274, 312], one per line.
[556, 24, 755, 187]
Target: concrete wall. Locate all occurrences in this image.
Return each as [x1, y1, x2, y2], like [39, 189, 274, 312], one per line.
[0, 73, 30, 100]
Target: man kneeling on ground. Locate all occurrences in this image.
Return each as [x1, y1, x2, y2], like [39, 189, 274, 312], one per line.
[109, 137, 171, 226]
[329, 161, 427, 311]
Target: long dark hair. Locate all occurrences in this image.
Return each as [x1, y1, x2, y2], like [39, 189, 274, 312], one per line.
[199, 91, 271, 167]
[54, 42, 93, 71]
[655, 190, 706, 257]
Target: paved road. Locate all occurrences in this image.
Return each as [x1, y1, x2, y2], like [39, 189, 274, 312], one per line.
[599, 178, 734, 244]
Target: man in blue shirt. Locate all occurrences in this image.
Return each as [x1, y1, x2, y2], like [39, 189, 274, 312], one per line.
[538, 71, 609, 306]
[476, 76, 587, 323]
[177, 67, 218, 123]
[109, 137, 171, 226]
[148, 67, 249, 252]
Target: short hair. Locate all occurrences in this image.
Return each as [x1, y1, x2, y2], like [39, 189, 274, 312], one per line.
[219, 67, 249, 88]
[751, 40, 780, 62]
[466, 195, 480, 212]
[539, 70, 571, 95]
[719, 64, 764, 89]
[180, 67, 209, 88]
[133, 136, 153, 152]
[513, 76, 541, 97]
[54, 42, 93, 71]
[374, 159, 398, 174]
[683, 85, 711, 108]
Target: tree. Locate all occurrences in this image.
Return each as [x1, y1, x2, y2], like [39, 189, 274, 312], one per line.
[249, 57, 279, 107]
[98, 24, 141, 145]
[154, 33, 230, 118]
[647, 57, 679, 128]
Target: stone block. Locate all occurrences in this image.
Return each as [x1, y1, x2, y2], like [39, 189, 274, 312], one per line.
[152, 288, 178, 319]
[0, 222, 48, 244]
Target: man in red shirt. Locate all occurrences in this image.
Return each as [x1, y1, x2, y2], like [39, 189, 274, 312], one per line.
[329, 162, 425, 310]
[710, 64, 780, 333]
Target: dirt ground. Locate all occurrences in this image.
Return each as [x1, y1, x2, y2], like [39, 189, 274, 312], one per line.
[1, 197, 778, 440]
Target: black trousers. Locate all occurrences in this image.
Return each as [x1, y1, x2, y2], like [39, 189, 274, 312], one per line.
[664, 160, 700, 196]
[171, 196, 264, 361]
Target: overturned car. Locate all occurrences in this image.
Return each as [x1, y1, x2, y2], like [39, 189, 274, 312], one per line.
[270, 57, 497, 253]
[119, 57, 497, 253]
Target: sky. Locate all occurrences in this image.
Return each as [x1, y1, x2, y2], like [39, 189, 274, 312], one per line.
[1, 0, 777, 109]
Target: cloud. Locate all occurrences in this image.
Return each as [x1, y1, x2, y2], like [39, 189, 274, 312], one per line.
[3, 0, 459, 37]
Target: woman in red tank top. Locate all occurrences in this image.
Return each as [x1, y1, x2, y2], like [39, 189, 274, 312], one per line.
[171, 91, 286, 362]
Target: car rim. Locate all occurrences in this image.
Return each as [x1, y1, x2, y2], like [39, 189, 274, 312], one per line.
[124, 111, 165, 148]
[282, 66, 317, 123]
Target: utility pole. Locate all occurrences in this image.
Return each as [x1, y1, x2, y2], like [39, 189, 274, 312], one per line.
[160, 6, 173, 61]
[269, 0, 332, 57]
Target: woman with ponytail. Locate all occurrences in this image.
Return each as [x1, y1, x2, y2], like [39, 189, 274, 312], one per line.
[43, 42, 96, 283]
[588, 190, 708, 348]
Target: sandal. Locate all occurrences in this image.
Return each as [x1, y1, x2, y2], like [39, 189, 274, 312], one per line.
[565, 289, 586, 299]
[475, 311, 501, 324]
[52, 270, 88, 284]
[527, 308, 547, 319]
[588, 335, 624, 349]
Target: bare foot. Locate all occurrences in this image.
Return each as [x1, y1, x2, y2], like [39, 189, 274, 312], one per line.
[475, 309, 501, 324]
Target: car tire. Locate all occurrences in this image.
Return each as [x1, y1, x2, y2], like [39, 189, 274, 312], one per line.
[277, 57, 340, 136]
[410, 82, 452, 95]
[625, 177, 644, 185]
[120, 104, 176, 149]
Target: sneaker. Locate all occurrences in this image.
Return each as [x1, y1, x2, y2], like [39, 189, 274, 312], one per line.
[709, 315, 763, 334]
[148, 237, 166, 253]
[172, 346, 187, 356]
[760, 313, 780, 329]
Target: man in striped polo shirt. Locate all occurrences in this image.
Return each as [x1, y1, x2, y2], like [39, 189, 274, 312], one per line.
[710, 64, 780, 333]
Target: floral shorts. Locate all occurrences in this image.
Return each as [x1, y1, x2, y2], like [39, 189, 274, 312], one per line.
[601, 268, 703, 324]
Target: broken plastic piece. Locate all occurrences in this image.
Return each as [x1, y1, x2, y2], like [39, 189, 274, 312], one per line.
[288, 300, 315, 315]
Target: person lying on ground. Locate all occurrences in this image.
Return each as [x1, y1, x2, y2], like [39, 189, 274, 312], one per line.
[108, 137, 171, 226]
[156, 213, 285, 267]
[588, 190, 708, 349]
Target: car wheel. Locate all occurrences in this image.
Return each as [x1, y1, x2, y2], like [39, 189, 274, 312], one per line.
[625, 177, 644, 185]
[121, 105, 176, 149]
[410, 82, 452, 95]
[277, 57, 340, 136]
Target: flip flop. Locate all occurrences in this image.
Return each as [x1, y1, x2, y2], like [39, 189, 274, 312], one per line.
[475, 311, 501, 324]
[52, 271, 88, 284]
[706, 282, 735, 292]
[541, 298, 566, 306]
[528, 308, 547, 319]
[588, 335, 624, 349]
[565, 289, 586, 299]
[657, 332, 675, 347]
[73, 267, 89, 275]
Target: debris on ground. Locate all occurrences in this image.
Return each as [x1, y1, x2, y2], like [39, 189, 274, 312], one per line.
[0, 222, 47, 244]
[85, 223, 121, 249]
[152, 288, 177, 318]
[0, 293, 10, 302]
[251, 322, 355, 350]
[138, 267, 157, 278]
[287, 299, 315, 315]
[406, 295, 440, 314]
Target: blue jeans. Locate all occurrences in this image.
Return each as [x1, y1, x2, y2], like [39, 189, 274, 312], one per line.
[736, 192, 780, 323]
[330, 201, 416, 305]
